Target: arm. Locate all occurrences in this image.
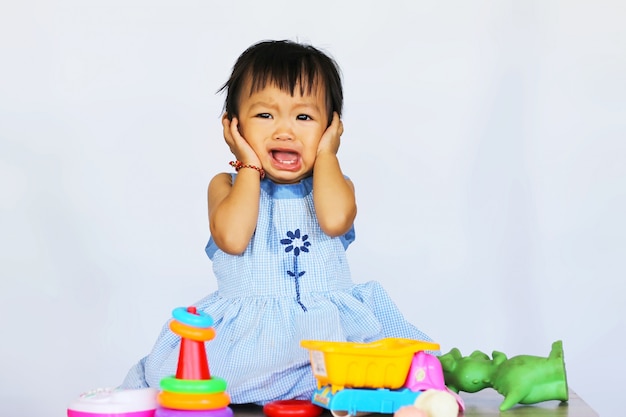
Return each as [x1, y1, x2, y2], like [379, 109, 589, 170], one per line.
[208, 115, 262, 255]
[313, 113, 357, 237]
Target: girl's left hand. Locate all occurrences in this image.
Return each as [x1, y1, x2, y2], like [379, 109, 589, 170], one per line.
[317, 112, 344, 156]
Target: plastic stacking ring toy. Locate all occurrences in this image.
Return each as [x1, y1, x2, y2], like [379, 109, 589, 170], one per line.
[160, 376, 227, 394]
[169, 320, 216, 342]
[158, 391, 231, 411]
[263, 400, 323, 417]
[155, 406, 233, 417]
[172, 307, 214, 328]
[67, 387, 158, 417]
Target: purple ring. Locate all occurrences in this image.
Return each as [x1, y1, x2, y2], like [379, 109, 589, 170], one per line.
[155, 407, 233, 417]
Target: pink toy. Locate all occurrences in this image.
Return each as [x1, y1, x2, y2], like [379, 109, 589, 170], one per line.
[67, 387, 158, 417]
[403, 352, 465, 412]
[404, 351, 447, 392]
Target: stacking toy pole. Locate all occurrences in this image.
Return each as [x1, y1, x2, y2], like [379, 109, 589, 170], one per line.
[156, 306, 233, 417]
[176, 307, 211, 380]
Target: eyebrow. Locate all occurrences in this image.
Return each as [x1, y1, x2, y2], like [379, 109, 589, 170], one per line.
[249, 100, 322, 113]
[248, 100, 276, 108]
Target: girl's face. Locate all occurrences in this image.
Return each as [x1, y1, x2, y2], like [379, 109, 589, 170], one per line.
[236, 80, 329, 184]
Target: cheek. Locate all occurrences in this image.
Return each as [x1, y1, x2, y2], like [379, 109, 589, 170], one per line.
[305, 136, 323, 157]
[241, 121, 270, 140]
[238, 124, 261, 144]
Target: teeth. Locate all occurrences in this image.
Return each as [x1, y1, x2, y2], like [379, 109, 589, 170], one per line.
[273, 150, 298, 165]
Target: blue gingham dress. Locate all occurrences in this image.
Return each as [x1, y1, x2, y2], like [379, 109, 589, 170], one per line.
[120, 175, 433, 404]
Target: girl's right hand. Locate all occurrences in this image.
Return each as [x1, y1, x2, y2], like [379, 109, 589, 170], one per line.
[222, 114, 261, 166]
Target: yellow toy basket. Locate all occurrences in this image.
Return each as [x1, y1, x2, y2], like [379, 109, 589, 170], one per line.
[300, 338, 440, 392]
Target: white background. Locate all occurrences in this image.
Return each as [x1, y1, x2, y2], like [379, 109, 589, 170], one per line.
[1, 1, 624, 416]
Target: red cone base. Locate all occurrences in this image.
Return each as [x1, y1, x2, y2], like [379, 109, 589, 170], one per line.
[176, 336, 211, 380]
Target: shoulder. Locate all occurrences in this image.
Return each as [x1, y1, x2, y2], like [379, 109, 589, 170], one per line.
[210, 172, 234, 185]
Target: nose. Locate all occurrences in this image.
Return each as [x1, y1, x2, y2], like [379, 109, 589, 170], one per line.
[275, 133, 293, 141]
[273, 118, 294, 141]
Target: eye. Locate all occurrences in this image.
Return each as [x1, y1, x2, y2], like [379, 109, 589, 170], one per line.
[256, 113, 272, 119]
[296, 114, 312, 121]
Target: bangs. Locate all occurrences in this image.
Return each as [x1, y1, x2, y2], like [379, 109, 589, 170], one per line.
[246, 54, 323, 98]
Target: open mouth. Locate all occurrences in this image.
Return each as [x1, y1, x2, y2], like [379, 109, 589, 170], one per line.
[271, 150, 300, 168]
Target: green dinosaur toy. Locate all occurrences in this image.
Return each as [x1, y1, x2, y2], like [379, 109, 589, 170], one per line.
[437, 348, 499, 393]
[438, 340, 569, 411]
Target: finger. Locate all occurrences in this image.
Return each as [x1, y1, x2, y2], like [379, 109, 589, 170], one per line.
[230, 117, 245, 141]
[331, 112, 343, 135]
[222, 116, 233, 138]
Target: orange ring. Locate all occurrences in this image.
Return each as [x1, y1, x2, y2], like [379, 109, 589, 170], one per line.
[169, 320, 216, 341]
[157, 390, 230, 410]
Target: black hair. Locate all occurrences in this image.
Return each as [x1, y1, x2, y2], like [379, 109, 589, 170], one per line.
[218, 40, 343, 125]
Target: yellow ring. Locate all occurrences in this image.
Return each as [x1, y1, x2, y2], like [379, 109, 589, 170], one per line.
[157, 390, 231, 410]
[169, 320, 216, 341]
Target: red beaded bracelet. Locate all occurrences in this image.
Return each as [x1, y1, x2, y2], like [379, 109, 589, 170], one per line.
[229, 160, 265, 179]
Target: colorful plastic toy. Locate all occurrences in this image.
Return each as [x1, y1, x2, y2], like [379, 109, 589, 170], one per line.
[436, 349, 497, 394]
[155, 306, 233, 417]
[262, 399, 324, 417]
[68, 307, 568, 417]
[438, 340, 569, 411]
[300, 338, 464, 417]
[67, 387, 158, 417]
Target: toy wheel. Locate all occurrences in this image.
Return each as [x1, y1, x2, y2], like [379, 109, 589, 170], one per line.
[329, 411, 355, 417]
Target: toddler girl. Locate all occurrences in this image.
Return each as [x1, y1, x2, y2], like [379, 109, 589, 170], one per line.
[121, 39, 434, 405]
